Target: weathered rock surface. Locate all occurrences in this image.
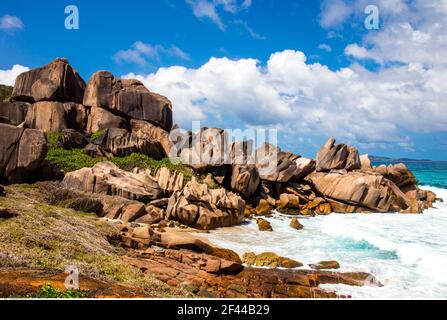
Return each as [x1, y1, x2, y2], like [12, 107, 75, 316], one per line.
[255, 144, 315, 183]
[166, 178, 245, 230]
[0, 102, 29, 125]
[316, 138, 361, 172]
[83, 71, 173, 131]
[61, 129, 89, 149]
[93, 128, 166, 159]
[253, 199, 273, 216]
[231, 165, 260, 199]
[0, 124, 48, 184]
[290, 217, 304, 230]
[86, 106, 128, 133]
[309, 261, 340, 270]
[12, 58, 86, 103]
[360, 154, 372, 170]
[24, 101, 86, 133]
[152, 167, 184, 195]
[374, 163, 418, 189]
[243, 252, 303, 269]
[63, 161, 162, 202]
[308, 171, 408, 213]
[257, 218, 273, 231]
[131, 119, 171, 157]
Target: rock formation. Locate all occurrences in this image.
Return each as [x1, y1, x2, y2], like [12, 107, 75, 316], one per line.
[0, 124, 48, 184]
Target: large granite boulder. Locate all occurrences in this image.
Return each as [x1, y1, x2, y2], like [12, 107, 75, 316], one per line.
[0, 102, 29, 125]
[255, 143, 315, 183]
[0, 124, 48, 184]
[231, 165, 260, 199]
[63, 161, 162, 202]
[131, 119, 171, 157]
[316, 138, 361, 172]
[25, 101, 87, 132]
[307, 170, 408, 213]
[86, 106, 128, 133]
[166, 178, 245, 230]
[93, 128, 166, 159]
[11, 58, 86, 103]
[83, 71, 173, 131]
[374, 163, 418, 189]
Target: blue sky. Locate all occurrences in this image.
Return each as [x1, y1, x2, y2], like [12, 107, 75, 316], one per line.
[1, 0, 446, 160]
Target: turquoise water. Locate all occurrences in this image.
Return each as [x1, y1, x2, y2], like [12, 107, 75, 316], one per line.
[203, 161, 447, 299]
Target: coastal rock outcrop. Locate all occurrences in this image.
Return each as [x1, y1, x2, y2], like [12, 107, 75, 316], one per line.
[83, 71, 173, 131]
[231, 165, 260, 199]
[62, 161, 162, 202]
[255, 144, 315, 183]
[307, 170, 408, 213]
[11, 58, 86, 104]
[0, 124, 48, 184]
[242, 252, 303, 268]
[166, 178, 245, 230]
[316, 138, 361, 172]
[374, 163, 418, 189]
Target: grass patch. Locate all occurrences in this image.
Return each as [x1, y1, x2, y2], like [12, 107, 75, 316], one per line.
[45, 144, 194, 181]
[46, 148, 105, 172]
[14, 283, 89, 299]
[0, 184, 189, 298]
[90, 130, 104, 141]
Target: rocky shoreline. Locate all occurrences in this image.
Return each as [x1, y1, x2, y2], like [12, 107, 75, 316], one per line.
[0, 58, 442, 298]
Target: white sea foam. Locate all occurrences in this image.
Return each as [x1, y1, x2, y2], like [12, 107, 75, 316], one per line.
[202, 186, 447, 299]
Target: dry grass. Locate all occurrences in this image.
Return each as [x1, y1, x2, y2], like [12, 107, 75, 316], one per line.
[0, 183, 189, 298]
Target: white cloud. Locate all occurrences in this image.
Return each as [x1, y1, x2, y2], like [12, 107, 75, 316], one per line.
[318, 43, 332, 52]
[318, 0, 353, 29]
[123, 49, 447, 152]
[0, 15, 24, 32]
[186, 0, 253, 31]
[0, 64, 29, 86]
[114, 41, 190, 65]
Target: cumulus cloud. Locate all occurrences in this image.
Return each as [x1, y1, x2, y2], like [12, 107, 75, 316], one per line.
[123, 49, 447, 152]
[0, 64, 29, 86]
[0, 15, 24, 32]
[114, 41, 190, 65]
[318, 0, 353, 29]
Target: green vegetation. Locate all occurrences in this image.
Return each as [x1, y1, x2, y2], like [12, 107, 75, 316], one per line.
[45, 131, 194, 180]
[15, 283, 89, 299]
[0, 84, 13, 102]
[90, 130, 104, 141]
[0, 184, 189, 298]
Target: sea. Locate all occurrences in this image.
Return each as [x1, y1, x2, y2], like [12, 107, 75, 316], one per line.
[202, 161, 447, 299]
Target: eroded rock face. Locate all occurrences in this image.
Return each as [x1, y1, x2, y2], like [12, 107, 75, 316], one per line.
[374, 163, 418, 189]
[308, 171, 409, 213]
[131, 119, 171, 157]
[86, 106, 127, 133]
[12, 58, 86, 103]
[255, 144, 315, 183]
[25, 101, 86, 133]
[83, 71, 173, 131]
[0, 124, 48, 184]
[62, 161, 162, 202]
[166, 178, 245, 230]
[243, 252, 303, 268]
[0, 102, 29, 125]
[93, 128, 166, 159]
[231, 165, 260, 199]
[316, 138, 360, 172]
